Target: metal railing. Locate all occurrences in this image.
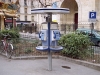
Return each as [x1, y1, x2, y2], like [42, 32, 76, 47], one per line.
[13, 39, 100, 64]
[0, 32, 100, 64]
[59, 23, 100, 64]
[11, 37, 59, 57]
[17, 34, 100, 63]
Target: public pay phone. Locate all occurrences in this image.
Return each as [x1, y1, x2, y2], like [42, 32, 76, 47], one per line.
[36, 22, 63, 51]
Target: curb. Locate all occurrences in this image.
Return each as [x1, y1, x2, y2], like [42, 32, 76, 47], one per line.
[11, 55, 59, 60]
[1, 54, 100, 71]
[59, 56, 100, 71]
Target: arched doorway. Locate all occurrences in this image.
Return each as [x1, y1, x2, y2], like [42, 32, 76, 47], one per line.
[74, 13, 78, 30]
[60, 0, 78, 31]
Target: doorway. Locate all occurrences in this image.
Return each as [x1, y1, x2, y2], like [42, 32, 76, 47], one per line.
[74, 13, 78, 30]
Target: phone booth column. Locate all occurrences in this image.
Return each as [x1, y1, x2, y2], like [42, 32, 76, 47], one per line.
[31, 8, 70, 71]
[47, 13, 52, 70]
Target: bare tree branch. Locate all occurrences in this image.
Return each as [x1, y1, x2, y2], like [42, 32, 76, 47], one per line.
[38, 0, 45, 7]
[38, 0, 59, 8]
[38, 0, 51, 8]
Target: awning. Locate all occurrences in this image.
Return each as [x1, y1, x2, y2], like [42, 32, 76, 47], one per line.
[5, 12, 18, 18]
[16, 21, 31, 24]
[0, 10, 18, 17]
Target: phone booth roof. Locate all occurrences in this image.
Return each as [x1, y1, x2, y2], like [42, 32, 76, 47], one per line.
[31, 8, 70, 14]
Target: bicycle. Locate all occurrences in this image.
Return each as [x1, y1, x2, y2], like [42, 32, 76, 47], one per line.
[0, 34, 14, 59]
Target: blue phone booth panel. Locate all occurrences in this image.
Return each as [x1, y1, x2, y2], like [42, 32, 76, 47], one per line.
[51, 30, 61, 41]
[39, 30, 47, 41]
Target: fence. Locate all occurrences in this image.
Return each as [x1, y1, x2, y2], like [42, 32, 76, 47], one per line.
[0, 32, 58, 57]
[17, 25, 37, 33]
[0, 32, 100, 64]
[13, 36, 100, 64]
[12, 33, 100, 63]
[59, 24, 100, 64]
[89, 46, 100, 63]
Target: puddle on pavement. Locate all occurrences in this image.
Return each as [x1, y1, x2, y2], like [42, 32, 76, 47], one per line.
[62, 66, 71, 69]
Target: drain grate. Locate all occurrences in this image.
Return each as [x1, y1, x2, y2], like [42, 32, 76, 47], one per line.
[62, 66, 71, 69]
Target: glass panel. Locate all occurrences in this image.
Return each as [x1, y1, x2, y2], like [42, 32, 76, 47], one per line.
[41, 23, 58, 29]
[25, 16, 27, 21]
[32, 16, 34, 21]
[25, 8, 27, 13]
[24, 0, 27, 6]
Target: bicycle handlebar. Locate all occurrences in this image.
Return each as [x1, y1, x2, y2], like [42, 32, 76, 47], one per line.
[2, 34, 11, 39]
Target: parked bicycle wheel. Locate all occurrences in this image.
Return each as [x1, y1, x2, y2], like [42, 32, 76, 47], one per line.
[7, 44, 14, 59]
[0, 41, 4, 54]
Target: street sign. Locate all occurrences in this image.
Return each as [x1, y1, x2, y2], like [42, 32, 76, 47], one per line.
[89, 11, 96, 22]
[89, 12, 96, 19]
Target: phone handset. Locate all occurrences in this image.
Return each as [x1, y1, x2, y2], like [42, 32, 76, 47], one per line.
[51, 31, 56, 41]
[59, 32, 61, 37]
[53, 31, 56, 39]
[39, 31, 41, 38]
[39, 31, 47, 41]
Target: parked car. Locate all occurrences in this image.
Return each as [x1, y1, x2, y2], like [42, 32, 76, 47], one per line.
[76, 28, 100, 46]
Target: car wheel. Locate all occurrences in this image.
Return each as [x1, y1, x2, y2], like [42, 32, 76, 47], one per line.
[98, 42, 100, 47]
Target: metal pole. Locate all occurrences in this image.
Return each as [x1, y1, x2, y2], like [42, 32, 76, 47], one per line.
[12, 17, 13, 28]
[47, 13, 52, 71]
[91, 22, 94, 60]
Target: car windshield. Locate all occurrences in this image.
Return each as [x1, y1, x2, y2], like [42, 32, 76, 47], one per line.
[86, 30, 100, 37]
[93, 30, 100, 37]
[94, 30, 100, 34]
[76, 28, 100, 37]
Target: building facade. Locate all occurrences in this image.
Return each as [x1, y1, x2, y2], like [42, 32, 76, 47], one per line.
[31, 0, 100, 33]
[1, 0, 100, 33]
[58, 0, 100, 33]
[0, 0, 18, 30]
